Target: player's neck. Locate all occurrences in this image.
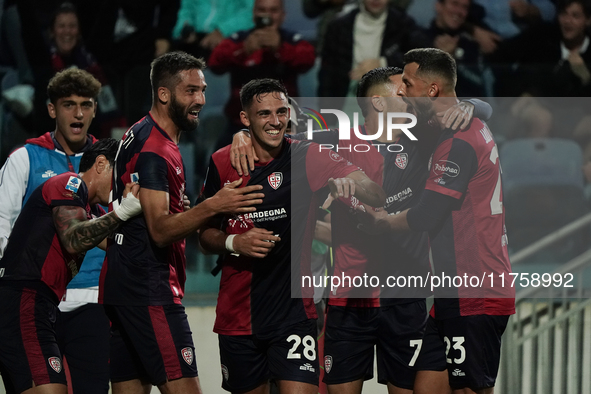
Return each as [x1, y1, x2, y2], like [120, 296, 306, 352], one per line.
[150, 107, 181, 144]
[253, 140, 282, 163]
[79, 172, 98, 206]
[54, 129, 85, 156]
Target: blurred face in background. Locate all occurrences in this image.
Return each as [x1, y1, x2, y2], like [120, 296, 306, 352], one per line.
[435, 0, 470, 31]
[363, 0, 389, 16]
[52, 12, 79, 55]
[558, 2, 591, 43]
[254, 0, 285, 29]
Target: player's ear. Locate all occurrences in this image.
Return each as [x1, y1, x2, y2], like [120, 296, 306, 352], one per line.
[428, 83, 440, 98]
[371, 96, 385, 113]
[95, 155, 108, 174]
[158, 87, 170, 105]
[240, 111, 250, 128]
[48, 102, 56, 119]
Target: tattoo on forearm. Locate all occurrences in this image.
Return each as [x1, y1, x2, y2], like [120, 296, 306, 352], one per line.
[53, 206, 121, 254]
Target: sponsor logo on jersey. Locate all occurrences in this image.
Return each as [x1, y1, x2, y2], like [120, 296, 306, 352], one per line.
[239, 208, 287, 221]
[433, 160, 460, 178]
[48, 357, 62, 373]
[65, 176, 80, 192]
[221, 364, 229, 381]
[395, 153, 408, 169]
[268, 172, 283, 190]
[42, 170, 57, 178]
[386, 187, 413, 206]
[452, 368, 465, 377]
[181, 347, 193, 365]
[324, 355, 333, 374]
[299, 363, 316, 373]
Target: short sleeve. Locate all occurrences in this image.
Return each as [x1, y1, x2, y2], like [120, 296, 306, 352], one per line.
[135, 152, 169, 192]
[424, 138, 478, 199]
[305, 145, 360, 192]
[43, 175, 88, 209]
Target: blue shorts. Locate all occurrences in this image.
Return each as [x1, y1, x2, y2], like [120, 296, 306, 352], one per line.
[416, 314, 510, 390]
[322, 300, 427, 389]
[218, 319, 319, 392]
[105, 304, 198, 385]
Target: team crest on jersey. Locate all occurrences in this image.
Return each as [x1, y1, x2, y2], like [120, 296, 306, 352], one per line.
[329, 151, 343, 163]
[324, 355, 333, 374]
[395, 153, 408, 170]
[48, 357, 62, 373]
[181, 347, 193, 365]
[221, 364, 229, 381]
[65, 176, 80, 192]
[268, 172, 283, 190]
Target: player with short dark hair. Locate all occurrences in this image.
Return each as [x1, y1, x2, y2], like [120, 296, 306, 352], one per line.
[99, 51, 265, 394]
[358, 48, 515, 394]
[0, 138, 142, 394]
[198, 78, 385, 394]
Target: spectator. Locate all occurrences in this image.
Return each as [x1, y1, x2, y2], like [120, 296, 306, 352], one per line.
[491, 0, 591, 97]
[35, 2, 127, 139]
[318, 0, 428, 109]
[209, 0, 315, 146]
[173, 0, 255, 60]
[427, 0, 492, 96]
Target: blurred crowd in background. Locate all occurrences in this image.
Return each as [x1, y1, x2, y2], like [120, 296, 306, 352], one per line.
[0, 0, 590, 264]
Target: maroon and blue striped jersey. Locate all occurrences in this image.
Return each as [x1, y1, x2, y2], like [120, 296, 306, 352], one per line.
[200, 138, 359, 335]
[0, 172, 92, 301]
[100, 113, 187, 306]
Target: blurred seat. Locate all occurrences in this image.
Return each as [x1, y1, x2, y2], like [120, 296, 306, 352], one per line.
[500, 138, 588, 264]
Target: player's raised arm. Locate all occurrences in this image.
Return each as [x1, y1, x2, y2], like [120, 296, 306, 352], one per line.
[328, 170, 386, 209]
[141, 178, 264, 248]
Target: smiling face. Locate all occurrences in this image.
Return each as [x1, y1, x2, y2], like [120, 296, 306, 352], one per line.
[435, 0, 470, 31]
[52, 12, 79, 55]
[240, 91, 289, 157]
[398, 63, 436, 121]
[168, 69, 206, 132]
[558, 2, 591, 43]
[48, 95, 96, 154]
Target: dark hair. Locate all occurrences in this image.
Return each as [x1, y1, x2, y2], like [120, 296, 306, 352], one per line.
[557, 0, 591, 17]
[50, 2, 78, 30]
[47, 68, 101, 104]
[239, 78, 288, 109]
[150, 51, 206, 98]
[356, 67, 402, 116]
[403, 48, 457, 90]
[79, 138, 119, 173]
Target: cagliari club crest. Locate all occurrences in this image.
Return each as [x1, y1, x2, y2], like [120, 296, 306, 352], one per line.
[181, 347, 193, 365]
[268, 172, 283, 190]
[48, 357, 62, 373]
[324, 355, 333, 374]
[395, 153, 408, 170]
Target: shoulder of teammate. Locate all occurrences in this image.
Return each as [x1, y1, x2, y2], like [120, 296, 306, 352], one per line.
[42, 172, 88, 209]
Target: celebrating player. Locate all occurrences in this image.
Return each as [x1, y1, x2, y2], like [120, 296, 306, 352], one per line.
[198, 78, 385, 394]
[0, 138, 142, 394]
[360, 48, 515, 394]
[99, 51, 265, 394]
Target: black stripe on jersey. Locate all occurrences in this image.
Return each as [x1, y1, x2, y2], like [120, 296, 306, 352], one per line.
[135, 152, 169, 192]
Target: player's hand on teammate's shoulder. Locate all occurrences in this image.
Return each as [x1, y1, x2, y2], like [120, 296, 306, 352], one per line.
[209, 178, 265, 214]
[328, 177, 356, 200]
[233, 228, 281, 258]
[114, 182, 142, 221]
[354, 203, 389, 235]
[437, 101, 475, 131]
[230, 129, 258, 176]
